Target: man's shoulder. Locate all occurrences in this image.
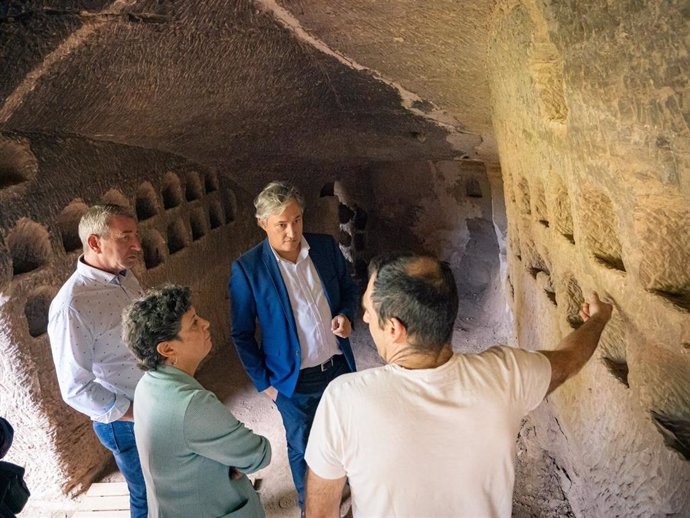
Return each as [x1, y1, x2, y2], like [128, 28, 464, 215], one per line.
[304, 232, 336, 248]
[234, 239, 267, 266]
[466, 345, 549, 376]
[325, 365, 395, 397]
[50, 269, 97, 313]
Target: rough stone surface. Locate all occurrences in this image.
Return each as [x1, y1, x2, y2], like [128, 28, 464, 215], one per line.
[489, 0, 690, 515]
[1, 0, 689, 516]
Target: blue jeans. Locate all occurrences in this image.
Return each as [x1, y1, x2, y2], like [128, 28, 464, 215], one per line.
[92, 421, 147, 518]
[274, 355, 350, 509]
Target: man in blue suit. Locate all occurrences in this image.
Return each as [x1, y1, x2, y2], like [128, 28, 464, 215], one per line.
[229, 181, 358, 510]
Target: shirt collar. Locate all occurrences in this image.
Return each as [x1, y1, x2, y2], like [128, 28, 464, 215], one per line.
[76, 255, 128, 285]
[270, 236, 310, 265]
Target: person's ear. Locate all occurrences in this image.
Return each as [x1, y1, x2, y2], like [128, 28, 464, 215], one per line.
[388, 317, 407, 343]
[257, 218, 268, 232]
[156, 340, 176, 360]
[86, 234, 101, 253]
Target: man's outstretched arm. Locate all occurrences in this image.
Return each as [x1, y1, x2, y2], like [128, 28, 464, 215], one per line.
[539, 292, 613, 395]
[305, 468, 346, 518]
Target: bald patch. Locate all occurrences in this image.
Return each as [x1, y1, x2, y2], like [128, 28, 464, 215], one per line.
[405, 256, 442, 278]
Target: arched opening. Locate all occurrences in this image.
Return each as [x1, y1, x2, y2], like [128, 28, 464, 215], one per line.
[161, 172, 183, 209]
[25, 286, 57, 337]
[57, 199, 88, 253]
[135, 182, 160, 221]
[7, 218, 51, 276]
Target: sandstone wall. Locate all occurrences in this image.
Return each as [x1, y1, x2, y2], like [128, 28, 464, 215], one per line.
[489, 1, 690, 515]
[331, 159, 512, 349]
[0, 132, 259, 505]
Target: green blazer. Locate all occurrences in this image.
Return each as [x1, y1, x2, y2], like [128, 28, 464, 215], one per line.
[134, 366, 271, 518]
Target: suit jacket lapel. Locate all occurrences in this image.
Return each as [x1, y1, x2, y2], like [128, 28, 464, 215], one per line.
[261, 239, 298, 330]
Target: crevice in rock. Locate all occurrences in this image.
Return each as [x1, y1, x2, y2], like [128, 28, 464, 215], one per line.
[25, 287, 56, 337]
[534, 181, 549, 228]
[0, 137, 37, 189]
[582, 188, 625, 272]
[602, 358, 629, 387]
[142, 229, 165, 269]
[338, 230, 352, 247]
[190, 208, 207, 241]
[319, 182, 335, 197]
[561, 274, 584, 329]
[162, 172, 183, 209]
[353, 206, 368, 231]
[651, 412, 690, 461]
[7, 218, 51, 276]
[338, 203, 355, 224]
[57, 199, 88, 253]
[517, 177, 531, 215]
[544, 285, 557, 306]
[166, 219, 189, 255]
[135, 182, 159, 221]
[650, 289, 690, 313]
[185, 171, 203, 202]
[223, 188, 236, 224]
[204, 171, 219, 193]
[465, 177, 483, 198]
[209, 200, 224, 229]
[553, 181, 574, 243]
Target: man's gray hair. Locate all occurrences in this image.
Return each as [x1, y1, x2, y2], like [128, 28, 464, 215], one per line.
[122, 284, 192, 371]
[254, 181, 305, 221]
[78, 204, 136, 249]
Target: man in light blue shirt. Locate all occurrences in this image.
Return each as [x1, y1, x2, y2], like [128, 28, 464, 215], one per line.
[48, 204, 147, 518]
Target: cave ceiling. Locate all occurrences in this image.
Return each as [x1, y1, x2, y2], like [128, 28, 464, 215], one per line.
[0, 0, 495, 189]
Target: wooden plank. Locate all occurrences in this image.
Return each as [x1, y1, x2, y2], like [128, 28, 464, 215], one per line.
[85, 482, 130, 497]
[78, 494, 130, 511]
[74, 511, 130, 518]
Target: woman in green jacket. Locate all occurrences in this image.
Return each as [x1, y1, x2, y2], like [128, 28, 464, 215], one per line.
[123, 285, 271, 518]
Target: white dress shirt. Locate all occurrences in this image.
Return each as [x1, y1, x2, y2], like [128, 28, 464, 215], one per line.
[272, 237, 341, 369]
[48, 257, 144, 423]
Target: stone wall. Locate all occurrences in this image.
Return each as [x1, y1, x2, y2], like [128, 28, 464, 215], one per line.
[332, 159, 512, 349]
[0, 131, 259, 505]
[488, 1, 690, 515]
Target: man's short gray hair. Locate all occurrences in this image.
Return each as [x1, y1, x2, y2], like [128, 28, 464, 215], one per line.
[254, 181, 305, 221]
[122, 284, 192, 371]
[78, 204, 136, 249]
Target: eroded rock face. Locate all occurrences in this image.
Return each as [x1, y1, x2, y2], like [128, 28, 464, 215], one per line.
[1, 0, 688, 515]
[489, 0, 690, 515]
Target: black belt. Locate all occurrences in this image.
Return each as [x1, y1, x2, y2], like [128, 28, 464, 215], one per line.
[301, 355, 344, 373]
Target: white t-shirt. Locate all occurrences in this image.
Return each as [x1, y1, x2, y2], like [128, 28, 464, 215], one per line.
[305, 346, 552, 518]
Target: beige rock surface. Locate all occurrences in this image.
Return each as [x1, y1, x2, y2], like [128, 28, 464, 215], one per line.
[1, 0, 689, 516]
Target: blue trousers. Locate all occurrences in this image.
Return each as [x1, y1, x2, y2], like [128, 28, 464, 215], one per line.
[274, 355, 350, 509]
[92, 421, 147, 518]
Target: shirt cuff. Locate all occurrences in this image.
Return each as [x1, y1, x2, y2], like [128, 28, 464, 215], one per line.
[93, 395, 131, 423]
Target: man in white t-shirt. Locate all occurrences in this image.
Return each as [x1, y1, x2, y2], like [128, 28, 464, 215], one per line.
[304, 253, 612, 518]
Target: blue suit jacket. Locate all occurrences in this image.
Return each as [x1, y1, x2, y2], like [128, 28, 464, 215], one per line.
[229, 233, 359, 398]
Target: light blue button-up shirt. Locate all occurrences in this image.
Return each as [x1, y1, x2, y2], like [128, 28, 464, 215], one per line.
[48, 257, 144, 423]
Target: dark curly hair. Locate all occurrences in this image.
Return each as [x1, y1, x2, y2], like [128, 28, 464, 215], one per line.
[122, 284, 192, 371]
